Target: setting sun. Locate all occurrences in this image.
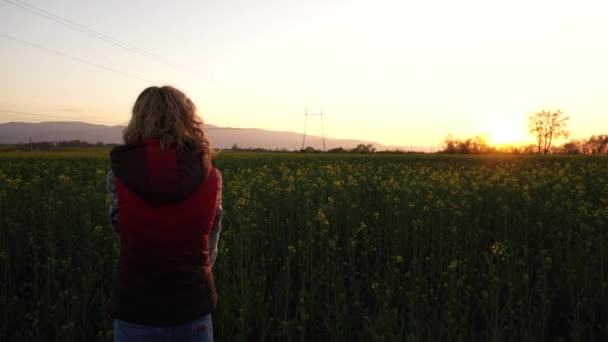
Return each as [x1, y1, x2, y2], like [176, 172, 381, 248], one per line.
[488, 122, 526, 147]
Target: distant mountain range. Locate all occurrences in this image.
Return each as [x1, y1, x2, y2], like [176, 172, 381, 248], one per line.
[0, 121, 402, 151]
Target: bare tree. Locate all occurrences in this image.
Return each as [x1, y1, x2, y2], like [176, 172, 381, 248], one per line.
[350, 143, 376, 153]
[562, 140, 583, 154]
[527, 109, 570, 154]
[586, 135, 608, 154]
[441, 134, 494, 154]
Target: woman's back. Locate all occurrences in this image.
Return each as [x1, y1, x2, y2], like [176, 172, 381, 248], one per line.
[107, 86, 222, 341]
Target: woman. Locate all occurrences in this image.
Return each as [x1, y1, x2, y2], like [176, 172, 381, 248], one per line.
[106, 86, 223, 341]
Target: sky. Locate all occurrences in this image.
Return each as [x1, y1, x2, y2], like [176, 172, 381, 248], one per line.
[1, 0, 607, 148]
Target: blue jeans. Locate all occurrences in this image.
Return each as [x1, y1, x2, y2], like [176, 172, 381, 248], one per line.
[114, 315, 213, 342]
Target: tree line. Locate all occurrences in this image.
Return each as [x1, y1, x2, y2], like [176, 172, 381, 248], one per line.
[7, 140, 118, 151]
[441, 134, 608, 155]
[442, 109, 608, 155]
[229, 143, 382, 154]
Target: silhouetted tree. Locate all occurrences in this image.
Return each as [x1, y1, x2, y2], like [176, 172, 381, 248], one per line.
[521, 144, 536, 154]
[350, 144, 376, 153]
[561, 140, 582, 154]
[328, 147, 347, 153]
[528, 109, 570, 154]
[441, 134, 494, 154]
[443, 134, 458, 153]
[300, 146, 320, 153]
[586, 135, 608, 154]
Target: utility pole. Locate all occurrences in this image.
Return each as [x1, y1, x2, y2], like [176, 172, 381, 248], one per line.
[302, 110, 308, 150]
[301, 108, 327, 151]
[432, 114, 436, 153]
[320, 110, 326, 152]
[29, 136, 32, 152]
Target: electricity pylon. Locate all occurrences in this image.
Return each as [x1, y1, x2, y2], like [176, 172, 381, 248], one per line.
[301, 108, 326, 151]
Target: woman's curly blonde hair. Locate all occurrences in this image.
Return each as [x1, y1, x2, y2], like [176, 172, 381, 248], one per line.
[123, 86, 213, 159]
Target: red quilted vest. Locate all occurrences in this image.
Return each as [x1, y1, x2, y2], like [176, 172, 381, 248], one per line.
[109, 139, 219, 325]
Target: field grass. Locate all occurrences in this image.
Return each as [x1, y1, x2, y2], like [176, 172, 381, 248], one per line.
[1, 151, 607, 341]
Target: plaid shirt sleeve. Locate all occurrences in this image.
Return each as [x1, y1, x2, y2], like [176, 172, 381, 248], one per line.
[106, 168, 119, 233]
[208, 169, 223, 267]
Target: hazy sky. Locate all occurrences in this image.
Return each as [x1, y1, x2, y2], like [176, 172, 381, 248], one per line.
[1, 0, 607, 147]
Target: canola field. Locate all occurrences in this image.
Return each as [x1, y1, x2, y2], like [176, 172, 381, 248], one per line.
[1, 151, 608, 341]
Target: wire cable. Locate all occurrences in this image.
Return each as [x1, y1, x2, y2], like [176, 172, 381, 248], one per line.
[2, 0, 209, 79]
[0, 32, 153, 84]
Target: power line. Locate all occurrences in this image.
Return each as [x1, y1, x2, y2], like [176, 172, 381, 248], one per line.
[0, 32, 153, 83]
[0, 109, 124, 125]
[2, 0, 209, 79]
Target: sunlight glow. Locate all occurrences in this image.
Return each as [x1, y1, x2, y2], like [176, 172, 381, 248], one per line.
[488, 122, 526, 147]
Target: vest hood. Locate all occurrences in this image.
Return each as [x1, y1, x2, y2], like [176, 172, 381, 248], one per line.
[110, 139, 210, 205]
